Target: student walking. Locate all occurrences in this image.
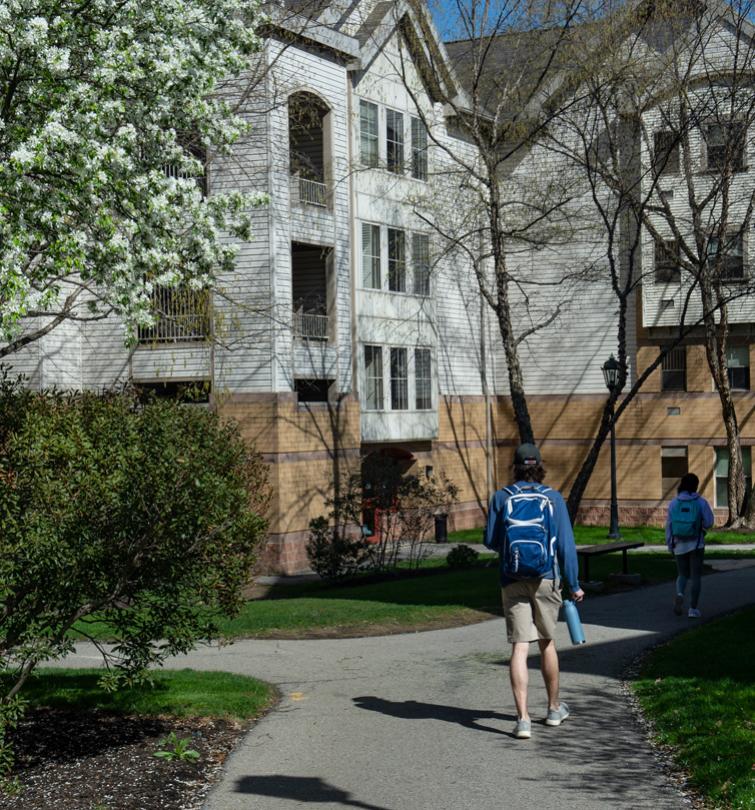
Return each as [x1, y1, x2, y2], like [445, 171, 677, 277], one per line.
[666, 473, 714, 618]
[484, 443, 584, 740]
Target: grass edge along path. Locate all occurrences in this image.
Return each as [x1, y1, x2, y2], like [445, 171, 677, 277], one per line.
[449, 525, 755, 546]
[630, 606, 755, 810]
[220, 553, 689, 639]
[14, 667, 278, 721]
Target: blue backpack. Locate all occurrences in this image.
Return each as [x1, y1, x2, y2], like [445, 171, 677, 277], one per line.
[670, 497, 703, 544]
[501, 484, 557, 579]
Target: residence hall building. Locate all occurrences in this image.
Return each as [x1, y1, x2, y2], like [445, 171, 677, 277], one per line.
[8, 0, 755, 573]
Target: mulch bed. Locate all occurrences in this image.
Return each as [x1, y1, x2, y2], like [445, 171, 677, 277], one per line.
[1, 709, 248, 810]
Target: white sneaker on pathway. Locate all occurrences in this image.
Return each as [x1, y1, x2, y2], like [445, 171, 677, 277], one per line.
[514, 719, 531, 739]
[688, 608, 701, 618]
[545, 702, 570, 726]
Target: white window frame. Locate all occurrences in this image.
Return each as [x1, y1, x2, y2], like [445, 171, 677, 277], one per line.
[390, 346, 408, 410]
[361, 222, 381, 289]
[360, 100, 379, 168]
[411, 116, 428, 180]
[386, 108, 405, 174]
[415, 347, 432, 410]
[388, 228, 406, 292]
[412, 232, 431, 296]
[364, 344, 384, 411]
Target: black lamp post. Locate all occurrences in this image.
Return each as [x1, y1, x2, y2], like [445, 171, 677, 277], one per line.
[602, 354, 621, 539]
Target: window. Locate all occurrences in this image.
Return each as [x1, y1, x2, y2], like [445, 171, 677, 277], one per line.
[655, 239, 681, 283]
[388, 228, 406, 292]
[411, 116, 428, 180]
[661, 346, 686, 391]
[364, 345, 383, 410]
[705, 121, 746, 172]
[707, 232, 745, 281]
[715, 447, 752, 508]
[360, 100, 379, 167]
[412, 233, 430, 296]
[415, 348, 432, 410]
[390, 347, 408, 409]
[653, 130, 679, 175]
[386, 109, 404, 173]
[661, 446, 688, 498]
[295, 379, 332, 403]
[727, 346, 750, 390]
[362, 223, 381, 289]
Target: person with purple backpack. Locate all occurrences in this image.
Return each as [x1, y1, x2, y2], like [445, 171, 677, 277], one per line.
[666, 473, 714, 618]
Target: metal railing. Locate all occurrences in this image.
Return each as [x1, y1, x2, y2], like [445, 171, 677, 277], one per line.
[293, 308, 329, 341]
[293, 175, 327, 208]
[138, 286, 210, 344]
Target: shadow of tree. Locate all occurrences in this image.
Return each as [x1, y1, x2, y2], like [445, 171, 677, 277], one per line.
[234, 775, 394, 810]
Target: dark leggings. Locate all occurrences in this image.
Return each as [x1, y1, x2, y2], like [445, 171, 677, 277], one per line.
[675, 547, 705, 609]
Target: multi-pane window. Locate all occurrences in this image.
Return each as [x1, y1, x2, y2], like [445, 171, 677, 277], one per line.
[386, 109, 404, 173]
[727, 346, 750, 390]
[715, 447, 752, 508]
[653, 130, 679, 175]
[661, 446, 688, 498]
[413, 233, 431, 296]
[415, 348, 432, 410]
[360, 100, 379, 167]
[390, 347, 408, 410]
[387, 229, 406, 292]
[411, 116, 428, 180]
[655, 239, 681, 283]
[364, 345, 383, 410]
[707, 232, 745, 281]
[661, 346, 686, 391]
[705, 121, 746, 172]
[362, 223, 381, 289]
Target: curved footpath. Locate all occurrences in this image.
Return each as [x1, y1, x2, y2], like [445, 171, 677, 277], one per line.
[63, 563, 755, 810]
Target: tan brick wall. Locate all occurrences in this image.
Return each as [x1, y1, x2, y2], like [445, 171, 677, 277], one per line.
[218, 386, 755, 573]
[686, 344, 710, 393]
[636, 346, 662, 393]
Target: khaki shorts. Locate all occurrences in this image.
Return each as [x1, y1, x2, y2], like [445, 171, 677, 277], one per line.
[502, 579, 562, 643]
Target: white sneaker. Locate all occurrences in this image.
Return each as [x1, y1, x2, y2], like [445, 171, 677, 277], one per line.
[688, 608, 701, 618]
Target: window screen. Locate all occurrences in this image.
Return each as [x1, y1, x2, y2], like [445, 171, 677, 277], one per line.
[388, 229, 406, 292]
[386, 108, 404, 173]
[411, 116, 428, 180]
[415, 348, 432, 410]
[661, 446, 688, 498]
[364, 345, 383, 410]
[390, 347, 408, 410]
[360, 100, 379, 167]
[362, 223, 381, 289]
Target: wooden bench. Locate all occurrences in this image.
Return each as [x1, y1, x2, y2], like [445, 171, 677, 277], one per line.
[576, 541, 645, 582]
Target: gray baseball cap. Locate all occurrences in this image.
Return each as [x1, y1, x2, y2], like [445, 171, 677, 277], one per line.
[514, 443, 541, 466]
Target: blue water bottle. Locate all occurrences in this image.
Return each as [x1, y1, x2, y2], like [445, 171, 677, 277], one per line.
[563, 599, 586, 645]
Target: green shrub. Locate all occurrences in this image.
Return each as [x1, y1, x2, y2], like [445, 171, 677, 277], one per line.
[0, 373, 269, 770]
[446, 544, 480, 568]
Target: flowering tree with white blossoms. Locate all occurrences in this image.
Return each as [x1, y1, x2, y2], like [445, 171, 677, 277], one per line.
[0, 0, 267, 353]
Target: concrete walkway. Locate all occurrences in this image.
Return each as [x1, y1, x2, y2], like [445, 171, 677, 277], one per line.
[64, 562, 755, 809]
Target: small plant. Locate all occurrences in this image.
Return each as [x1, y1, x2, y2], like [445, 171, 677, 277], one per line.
[446, 544, 480, 569]
[153, 731, 200, 762]
[1, 776, 23, 797]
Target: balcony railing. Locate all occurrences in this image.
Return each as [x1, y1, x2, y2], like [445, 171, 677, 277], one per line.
[138, 286, 210, 344]
[293, 308, 329, 341]
[292, 175, 327, 208]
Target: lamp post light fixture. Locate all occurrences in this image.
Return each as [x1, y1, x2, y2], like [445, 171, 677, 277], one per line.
[602, 354, 622, 539]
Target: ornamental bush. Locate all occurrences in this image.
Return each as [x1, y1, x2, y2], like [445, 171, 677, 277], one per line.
[445, 544, 480, 569]
[0, 374, 269, 772]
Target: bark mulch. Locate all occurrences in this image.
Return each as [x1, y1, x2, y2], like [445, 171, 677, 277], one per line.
[1, 708, 248, 810]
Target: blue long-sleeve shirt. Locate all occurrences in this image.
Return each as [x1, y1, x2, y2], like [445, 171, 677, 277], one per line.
[484, 482, 580, 592]
[665, 491, 714, 555]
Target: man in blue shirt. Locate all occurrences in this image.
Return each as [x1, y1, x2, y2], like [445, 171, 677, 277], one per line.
[484, 443, 584, 739]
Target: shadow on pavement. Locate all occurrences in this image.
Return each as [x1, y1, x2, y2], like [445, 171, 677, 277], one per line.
[352, 696, 516, 734]
[234, 775, 394, 810]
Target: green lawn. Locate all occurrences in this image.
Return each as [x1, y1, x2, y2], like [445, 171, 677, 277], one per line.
[11, 668, 276, 720]
[218, 552, 686, 638]
[449, 525, 755, 546]
[71, 550, 754, 641]
[631, 607, 755, 810]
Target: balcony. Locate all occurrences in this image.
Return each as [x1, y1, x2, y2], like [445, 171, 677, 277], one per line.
[293, 308, 329, 340]
[137, 286, 210, 344]
[293, 175, 327, 208]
